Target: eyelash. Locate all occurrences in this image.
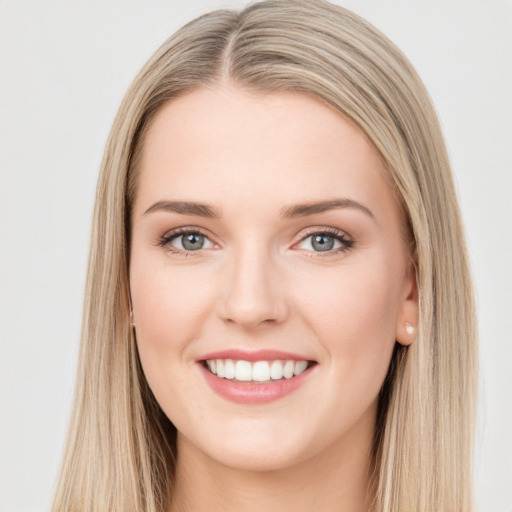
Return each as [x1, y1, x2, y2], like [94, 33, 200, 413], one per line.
[156, 227, 354, 258]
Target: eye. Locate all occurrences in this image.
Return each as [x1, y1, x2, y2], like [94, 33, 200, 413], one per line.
[295, 228, 353, 257]
[158, 228, 215, 254]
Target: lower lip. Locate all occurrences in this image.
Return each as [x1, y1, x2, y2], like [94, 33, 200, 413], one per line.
[197, 362, 317, 404]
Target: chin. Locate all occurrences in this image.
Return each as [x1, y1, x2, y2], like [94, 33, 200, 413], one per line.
[180, 418, 323, 473]
[205, 442, 305, 473]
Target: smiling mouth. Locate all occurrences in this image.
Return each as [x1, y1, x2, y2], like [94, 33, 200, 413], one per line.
[202, 358, 317, 383]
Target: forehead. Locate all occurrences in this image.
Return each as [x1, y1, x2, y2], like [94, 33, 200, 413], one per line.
[134, 84, 399, 225]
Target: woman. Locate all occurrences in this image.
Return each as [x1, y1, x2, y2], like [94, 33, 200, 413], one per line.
[52, 1, 478, 510]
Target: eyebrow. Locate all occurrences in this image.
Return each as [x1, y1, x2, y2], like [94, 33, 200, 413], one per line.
[281, 198, 374, 219]
[144, 198, 374, 220]
[144, 200, 221, 218]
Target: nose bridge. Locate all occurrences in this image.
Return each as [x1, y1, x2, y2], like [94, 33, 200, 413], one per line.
[220, 238, 288, 329]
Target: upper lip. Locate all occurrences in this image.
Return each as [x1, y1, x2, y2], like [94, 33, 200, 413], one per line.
[196, 349, 317, 363]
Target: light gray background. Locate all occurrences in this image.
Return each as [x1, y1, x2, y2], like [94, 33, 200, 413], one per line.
[1, 1, 511, 511]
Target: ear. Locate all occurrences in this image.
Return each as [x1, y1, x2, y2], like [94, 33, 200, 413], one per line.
[395, 253, 419, 346]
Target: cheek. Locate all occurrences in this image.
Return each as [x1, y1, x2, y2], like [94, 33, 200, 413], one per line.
[296, 258, 401, 391]
[131, 258, 209, 349]
[301, 258, 399, 338]
[129, 252, 212, 402]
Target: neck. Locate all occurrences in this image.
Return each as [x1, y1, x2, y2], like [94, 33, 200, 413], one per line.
[168, 411, 377, 512]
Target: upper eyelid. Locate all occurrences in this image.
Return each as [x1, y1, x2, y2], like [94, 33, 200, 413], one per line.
[161, 226, 213, 240]
[300, 226, 351, 239]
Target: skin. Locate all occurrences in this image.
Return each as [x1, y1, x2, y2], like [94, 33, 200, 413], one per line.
[129, 84, 418, 512]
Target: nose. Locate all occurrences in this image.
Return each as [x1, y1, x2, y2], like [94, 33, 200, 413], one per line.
[219, 242, 289, 330]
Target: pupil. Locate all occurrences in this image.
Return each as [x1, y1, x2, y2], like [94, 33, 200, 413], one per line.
[312, 235, 334, 252]
[182, 233, 204, 250]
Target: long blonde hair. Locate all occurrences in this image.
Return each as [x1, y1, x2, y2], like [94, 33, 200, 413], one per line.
[52, 1, 478, 510]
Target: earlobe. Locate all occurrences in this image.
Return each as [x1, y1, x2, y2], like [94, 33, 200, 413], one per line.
[396, 256, 419, 346]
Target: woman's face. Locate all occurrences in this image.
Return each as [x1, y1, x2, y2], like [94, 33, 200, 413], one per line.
[130, 85, 417, 472]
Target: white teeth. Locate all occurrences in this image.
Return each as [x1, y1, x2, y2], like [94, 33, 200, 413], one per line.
[216, 359, 225, 378]
[205, 358, 311, 382]
[293, 360, 308, 375]
[270, 360, 283, 379]
[283, 360, 294, 379]
[224, 359, 235, 379]
[252, 361, 270, 381]
[235, 360, 252, 381]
